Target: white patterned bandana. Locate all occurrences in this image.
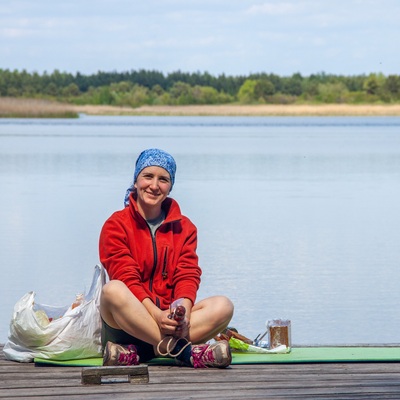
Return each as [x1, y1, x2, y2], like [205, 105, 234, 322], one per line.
[124, 148, 176, 207]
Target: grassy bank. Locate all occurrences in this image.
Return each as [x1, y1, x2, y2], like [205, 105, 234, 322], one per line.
[2, 97, 400, 117]
[73, 103, 400, 117]
[0, 98, 79, 118]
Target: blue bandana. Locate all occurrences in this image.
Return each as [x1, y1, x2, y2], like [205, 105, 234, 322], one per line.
[124, 148, 176, 207]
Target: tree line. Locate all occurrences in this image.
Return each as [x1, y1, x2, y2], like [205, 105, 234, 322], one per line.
[0, 68, 399, 107]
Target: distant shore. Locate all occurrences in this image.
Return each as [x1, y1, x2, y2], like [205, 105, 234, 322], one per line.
[2, 97, 400, 118]
[73, 103, 400, 117]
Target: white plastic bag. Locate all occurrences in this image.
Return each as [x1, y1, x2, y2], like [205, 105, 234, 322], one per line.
[3, 264, 106, 362]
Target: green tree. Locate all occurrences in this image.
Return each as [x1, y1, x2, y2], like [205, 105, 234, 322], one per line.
[363, 74, 379, 95]
[254, 80, 275, 101]
[301, 80, 319, 98]
[0, 73, 7, 96]
[169, 82, 193, 104]
[317, 82, 349, 103]
[151, 84, 165, 96]
[96, 86, 115, 104]
[283, 73, 303, 96]
[192, 85, 220, 104]
[385, 75, 400, 96]
[61, 83, 81, 97]
[110, 81, 133, 93]
[237, 79, 257, 103]
[124, 85, 150, 107]
[45, 82, 58, 97]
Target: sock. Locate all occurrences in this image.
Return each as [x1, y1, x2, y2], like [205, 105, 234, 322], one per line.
[170, 338, 192, 366]
[135, 343, 156, 363]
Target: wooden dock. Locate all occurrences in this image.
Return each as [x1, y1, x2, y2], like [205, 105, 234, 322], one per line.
[1, 344, 400, 399]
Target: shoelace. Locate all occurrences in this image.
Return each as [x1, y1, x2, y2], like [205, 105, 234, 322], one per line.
[118, 345, 138, 365]
[157, 337, 192, 358]
[191, 344, 215, 369]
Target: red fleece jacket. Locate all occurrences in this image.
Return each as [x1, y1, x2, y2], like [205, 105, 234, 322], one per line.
[99, 195, 202, 310]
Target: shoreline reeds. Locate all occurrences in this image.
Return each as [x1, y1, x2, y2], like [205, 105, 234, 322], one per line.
[2, 97, 400, 118]
[110, 103, 400, 117]
[0, 97, 79, 118]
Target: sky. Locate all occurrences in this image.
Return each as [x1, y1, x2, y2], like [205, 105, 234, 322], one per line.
[1, 0, 399, 77]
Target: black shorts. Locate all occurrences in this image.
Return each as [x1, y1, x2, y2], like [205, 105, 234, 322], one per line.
[101, 319, 156, 362]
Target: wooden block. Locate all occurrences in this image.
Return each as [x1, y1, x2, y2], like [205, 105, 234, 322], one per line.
[81, 365, 149, 385]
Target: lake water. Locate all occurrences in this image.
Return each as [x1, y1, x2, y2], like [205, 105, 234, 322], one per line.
[1, 115, 400, 346]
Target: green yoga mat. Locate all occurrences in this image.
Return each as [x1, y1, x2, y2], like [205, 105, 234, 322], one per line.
[34, 347, 400, 367]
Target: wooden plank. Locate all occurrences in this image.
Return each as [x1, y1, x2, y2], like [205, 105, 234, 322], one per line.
[2, 381, 400, 399]
[1, 344, 400, 399]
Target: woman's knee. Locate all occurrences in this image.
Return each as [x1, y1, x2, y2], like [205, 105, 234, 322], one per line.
[101, 280, 130, 305]
[201, 295, 234, 321]
[217, 296, 234, 319]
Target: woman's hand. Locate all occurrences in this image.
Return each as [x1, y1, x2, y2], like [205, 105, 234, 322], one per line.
[174, 316, 190, 338]
[142, 297, 192, 338]
[158, 309, 191, 338]
[157, 308, 181, 336]
[142, 299, 176, 336]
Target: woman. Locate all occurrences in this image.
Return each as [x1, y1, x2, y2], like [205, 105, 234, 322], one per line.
[99, 148, 234, 368]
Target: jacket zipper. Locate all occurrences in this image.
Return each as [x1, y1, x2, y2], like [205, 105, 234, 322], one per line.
[162, 247, 168, 280]
[148, 227, 158, 300]
[147, 219, 178, 308]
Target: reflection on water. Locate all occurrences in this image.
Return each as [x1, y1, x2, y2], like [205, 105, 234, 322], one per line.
[1, 116, 400, 345]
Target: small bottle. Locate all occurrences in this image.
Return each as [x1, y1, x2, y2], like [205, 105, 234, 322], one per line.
[71, 293, 84, 309]
[168, 298, 186, 322]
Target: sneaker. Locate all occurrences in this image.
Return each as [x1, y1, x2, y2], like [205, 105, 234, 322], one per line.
[191, 340, 232, 369]
[103, 341, 140, 366]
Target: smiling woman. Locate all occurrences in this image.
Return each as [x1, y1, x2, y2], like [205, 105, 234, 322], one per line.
[98, 148, 234, 369]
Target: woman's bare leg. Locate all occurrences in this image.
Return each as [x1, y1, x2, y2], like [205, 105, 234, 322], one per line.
[100, 280, 164, 346]
[188, 296, 234, 343]
[100, 280, 234, 353]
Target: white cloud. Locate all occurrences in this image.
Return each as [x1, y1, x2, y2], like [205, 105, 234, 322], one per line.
[246, 2, 303, 15]
[0, 28, 27, 38]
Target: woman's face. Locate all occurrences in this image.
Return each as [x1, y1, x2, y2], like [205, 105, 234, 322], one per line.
[134, 166, 172, 213]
